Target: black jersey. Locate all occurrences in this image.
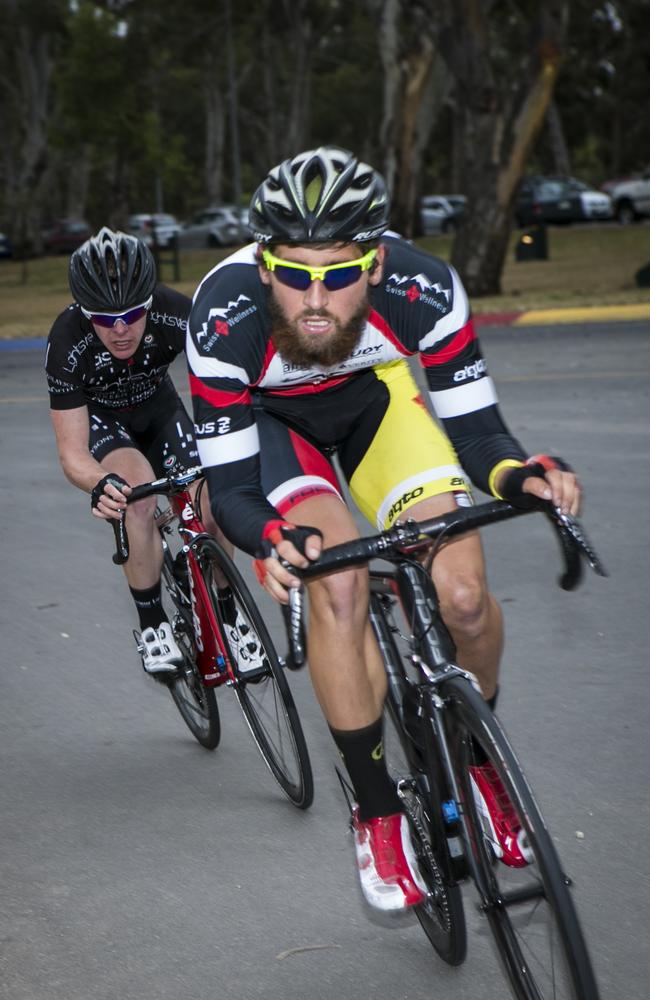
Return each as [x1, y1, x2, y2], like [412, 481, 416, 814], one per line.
[187, 236, 526, 550]
[46, 284, 190, 411]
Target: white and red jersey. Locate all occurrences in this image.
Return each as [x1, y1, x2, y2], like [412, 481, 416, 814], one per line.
[187, 235, 526, 552]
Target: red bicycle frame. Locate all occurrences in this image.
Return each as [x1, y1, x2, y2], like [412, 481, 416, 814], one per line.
[164, 488, 234, 688]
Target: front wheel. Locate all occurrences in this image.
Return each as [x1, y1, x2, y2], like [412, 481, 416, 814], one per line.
[197, 538, 314, 809]
[161, 554, 221, 750]
[444, 675, 601, 999]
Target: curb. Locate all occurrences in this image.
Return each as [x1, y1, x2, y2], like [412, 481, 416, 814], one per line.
[474, 302, 650, 327]
[0, 337, 47, 351]
[1, 302, 649, 351]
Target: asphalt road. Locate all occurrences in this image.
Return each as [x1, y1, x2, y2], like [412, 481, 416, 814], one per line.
[1, 320, 649, 1000]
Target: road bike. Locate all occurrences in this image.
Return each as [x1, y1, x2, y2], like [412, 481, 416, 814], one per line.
[111, 465, 313, 810]
[283, 496, 606, 998]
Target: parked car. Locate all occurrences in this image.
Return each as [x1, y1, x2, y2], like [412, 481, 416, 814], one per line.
[42, 219, 92, 254]
[607, 167, 650, 224]
[0, 232, 12, 258]
[420, 195, 466, 234]
[126, 213, 181, 248]
[178, 206, 246, 249]
[514, 176, 611, 227]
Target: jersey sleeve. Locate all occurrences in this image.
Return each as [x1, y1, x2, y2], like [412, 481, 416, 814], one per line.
[45, 315, 88, 410]
[187, 265, 281, 554]
[152, 284, 191, 356]
[419, 265, 527, 495]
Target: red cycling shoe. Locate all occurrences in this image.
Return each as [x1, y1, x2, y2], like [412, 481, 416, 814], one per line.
[469, 762, 533, 868]
[352, 806, 428, 911]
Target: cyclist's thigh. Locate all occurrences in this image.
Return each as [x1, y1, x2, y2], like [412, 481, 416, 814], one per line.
[338, 361, 472, 530]
[137, 389, 199, 476]
[88, 409, 157, 485]
[88, 408, 138, 464]
[407, 492, 489, 593]
[254, 406, 345, 518]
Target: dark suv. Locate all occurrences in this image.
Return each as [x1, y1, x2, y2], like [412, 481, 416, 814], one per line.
[514, 176, 612, 227]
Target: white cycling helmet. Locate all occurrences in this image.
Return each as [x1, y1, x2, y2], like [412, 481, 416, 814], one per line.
[249, 146, 390, 244]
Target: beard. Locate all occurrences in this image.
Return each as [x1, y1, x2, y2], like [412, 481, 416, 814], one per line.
[267, 291, 370, 368]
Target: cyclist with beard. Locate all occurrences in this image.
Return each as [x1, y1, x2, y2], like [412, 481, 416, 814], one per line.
[187, 147, 580, 912]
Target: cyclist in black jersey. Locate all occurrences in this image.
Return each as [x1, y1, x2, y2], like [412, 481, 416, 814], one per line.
[45, 227, 233, 676]
[187, 148, 581, 911]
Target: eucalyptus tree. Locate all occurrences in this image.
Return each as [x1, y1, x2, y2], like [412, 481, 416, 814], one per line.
[0, 0, 67, 253]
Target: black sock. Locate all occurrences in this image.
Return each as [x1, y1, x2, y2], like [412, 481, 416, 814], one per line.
[329, 717, 401, 821]
[130, 583, 165, 630]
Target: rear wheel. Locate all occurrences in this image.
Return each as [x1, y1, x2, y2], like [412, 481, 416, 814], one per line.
[444, 675, 600, 999]
[197, 538, 314, 809]
[160, 551, 220, 750]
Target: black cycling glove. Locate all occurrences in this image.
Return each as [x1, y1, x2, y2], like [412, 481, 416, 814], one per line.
[91, 473, 130, 511]
[499, 454, 573, 506]
[253, 520, 323, 586]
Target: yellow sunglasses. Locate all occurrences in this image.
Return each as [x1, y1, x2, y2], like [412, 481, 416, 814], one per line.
[262, 248, 377, 291]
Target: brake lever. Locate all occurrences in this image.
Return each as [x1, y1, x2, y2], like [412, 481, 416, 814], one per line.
[111, 513, 129, 565]
[546, 507, 608, 590]
[281, 584, 307, 670]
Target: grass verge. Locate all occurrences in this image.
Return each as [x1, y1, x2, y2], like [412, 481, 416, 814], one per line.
[1, 223, 649, 340]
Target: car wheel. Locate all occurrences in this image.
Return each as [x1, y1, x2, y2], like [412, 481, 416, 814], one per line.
[208, 233, 222, 247]
[616, 200, 636, 225]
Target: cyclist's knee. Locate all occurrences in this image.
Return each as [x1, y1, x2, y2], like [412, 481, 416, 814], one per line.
[309, 569, 367, 626]
[125, 493, 157, 526]
[439, 575, 491, 640]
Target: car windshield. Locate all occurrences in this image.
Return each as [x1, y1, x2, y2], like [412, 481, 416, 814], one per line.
[537, 181, 568, 200]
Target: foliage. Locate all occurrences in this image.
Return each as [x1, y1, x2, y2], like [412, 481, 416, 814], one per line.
[0, 0, 648, 293]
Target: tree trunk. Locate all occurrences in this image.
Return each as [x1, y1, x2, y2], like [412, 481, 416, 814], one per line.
[0, 10, 58, 256]
[204, 60, 225, 204]
[546, 98, 571, 175]
[441, 2, 567, 297]
[377, 0, 446, 237]
[284, 0, 312, 152]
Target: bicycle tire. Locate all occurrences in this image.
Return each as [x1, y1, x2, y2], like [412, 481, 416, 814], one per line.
[442, 674, 600, 999]
[160, 551, 221, 750]
[374, 593, 467, 965]
[197, 537, 314, 809]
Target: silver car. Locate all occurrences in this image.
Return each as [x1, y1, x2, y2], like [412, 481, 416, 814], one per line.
[420, 195, 467, 235]
[178, 206, 247, 249]
[126, 213, 181, 248]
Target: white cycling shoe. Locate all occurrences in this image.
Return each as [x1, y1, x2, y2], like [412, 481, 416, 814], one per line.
[138, 622, 183, 676]
[225, 612, 267, 674]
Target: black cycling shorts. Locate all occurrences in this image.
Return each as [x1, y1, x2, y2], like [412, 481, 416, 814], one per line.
[88, 379, 198, 476]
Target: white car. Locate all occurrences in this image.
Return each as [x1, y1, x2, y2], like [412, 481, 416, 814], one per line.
[565, 180, 613, 221]
[126, 213, 181, 248]
[609, 168, 650, 224]
[178, 206, 246, 249]
[420, 195, 467, 234]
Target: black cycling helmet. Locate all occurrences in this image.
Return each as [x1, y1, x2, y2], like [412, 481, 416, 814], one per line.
[249, 145, 390, 244]
[68, 226, 156, 312]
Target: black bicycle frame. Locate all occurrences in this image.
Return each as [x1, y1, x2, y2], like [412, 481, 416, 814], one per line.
[368, 560, 471, 887]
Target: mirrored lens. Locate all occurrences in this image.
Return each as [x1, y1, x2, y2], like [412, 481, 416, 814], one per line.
[90, 305, 148, 328]
[273, 263, 364, 292]
[322, 266, 363, 291]
[273, 266, 313, 291]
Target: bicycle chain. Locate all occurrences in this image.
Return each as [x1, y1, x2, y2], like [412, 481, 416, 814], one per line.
[397, 780, 452, 927]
